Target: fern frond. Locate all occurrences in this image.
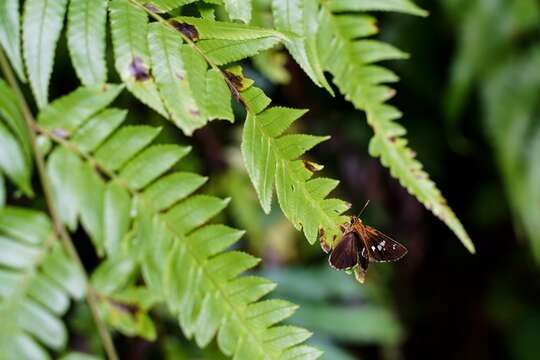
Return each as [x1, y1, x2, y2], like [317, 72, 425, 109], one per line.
[22, 0, 67, 108]
[35, 85, 320, 359]
[0, 79, 33, 196]
[67, 0, 108, 86]
[317, 3, 474, 252]
[241, 90, 349, 247]
[0, 206, 85, 360]
[271, 0, 332, 93]
[0, 0, 26, 81]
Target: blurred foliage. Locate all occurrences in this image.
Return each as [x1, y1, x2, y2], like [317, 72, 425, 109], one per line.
[443, 0, 540, 260]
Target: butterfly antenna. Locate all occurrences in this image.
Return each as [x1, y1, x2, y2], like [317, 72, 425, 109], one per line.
[358, 200, 370, 217]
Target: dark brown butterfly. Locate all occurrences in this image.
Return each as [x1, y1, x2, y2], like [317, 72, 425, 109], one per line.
[329, 216, 407, 283]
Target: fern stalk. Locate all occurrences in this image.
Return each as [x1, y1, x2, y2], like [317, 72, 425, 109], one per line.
[0, 49, 119, 360]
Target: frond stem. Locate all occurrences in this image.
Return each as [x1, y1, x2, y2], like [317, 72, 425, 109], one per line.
[0, 49, 119, 360]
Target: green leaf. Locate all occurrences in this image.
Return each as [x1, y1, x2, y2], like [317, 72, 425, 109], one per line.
[94, 125, 161, 171]
[223, 0, 252, 23]
[142, 172, 208, 211]
[109, 0, 167, 117]
[71, 108, 128, 153]
[37, 84, 123, 134]
[67, 0, 108, 85]
[91, 256, 136, 294]
[205, 68, 234, 121]
[22, 0, 68, 108]
[96, 286, 158, 340]
[0, 0, 26, 81]
[147, 23, 208, 134]
[103, 182, 131, 254]
[0, 79, 32, 161]
[328, 0, 428, 16]
[78, 163, 106, 253]
[318, 4, 474, 252]
[47, 148, 85, 231]
[0, 121, 32, 196]
[242, 105, 348, 247]
[271, 0, 333, 93]
[198, 37, 281, 66]
[0, 206, 51, 245]
[119, 144, 190, 190]
[0, 208, 84, 358]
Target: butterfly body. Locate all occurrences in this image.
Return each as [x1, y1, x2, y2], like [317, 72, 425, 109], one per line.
[329, 216, 407, 282]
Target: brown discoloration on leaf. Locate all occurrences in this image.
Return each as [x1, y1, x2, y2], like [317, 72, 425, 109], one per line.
[170, 20, 199, 41]
[129, 57, 150, 81]
[111, 300, 138, 315]
[319, 228, 331, 253]
[52, 128, 70, 139]
[354, 267, 366, 284]
[224, 70, 243, 90]
[302, 160, 323, 172]
[175, 72, 184, 80]
[143, 3, 160, 13]
[189, 108, 200, 117]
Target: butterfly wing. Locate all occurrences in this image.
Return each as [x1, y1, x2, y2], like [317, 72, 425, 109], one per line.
[329, 232, 359, 270]
[360, 225, 407, 262]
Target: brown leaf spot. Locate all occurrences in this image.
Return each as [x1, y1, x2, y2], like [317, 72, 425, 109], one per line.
[170, 20, 199, 41]
[143, 3, 160, 13]
[302, 160, 323, 172]
[175, 71, 184, 80]
[319, 228, 331, 253]
[129, 57, 150, 81]
[224, 70, 243, 90]
[189, 108, 200, 117]
[111, 300, 138, 315]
